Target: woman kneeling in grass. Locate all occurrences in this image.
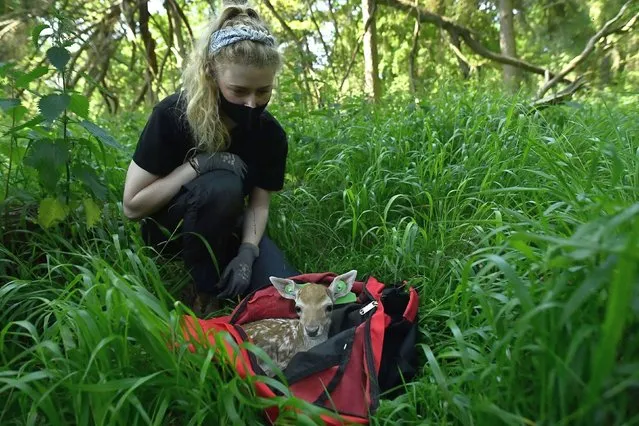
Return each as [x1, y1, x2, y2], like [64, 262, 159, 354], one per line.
[122, 1, 299, 313]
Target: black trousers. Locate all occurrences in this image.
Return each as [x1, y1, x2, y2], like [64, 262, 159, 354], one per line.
[140, 170, 300, 297]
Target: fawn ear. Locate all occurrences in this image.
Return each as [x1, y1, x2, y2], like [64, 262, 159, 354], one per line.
[328, 270, 357, 300]
[269, 276, 298, 300]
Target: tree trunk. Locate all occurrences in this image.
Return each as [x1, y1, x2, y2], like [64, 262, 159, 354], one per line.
[362, 0, 381, 101]
[499, 0, 519, 92]
[138, 0, 158, 104]
[166, 0, 186, 69]
[408, 15, 420, 96]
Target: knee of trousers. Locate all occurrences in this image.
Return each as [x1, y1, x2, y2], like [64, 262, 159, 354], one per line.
[192, 170, 245, 221]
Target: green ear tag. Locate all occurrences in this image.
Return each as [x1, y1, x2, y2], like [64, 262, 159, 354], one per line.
[335, 292, 357, 304]
[333, 280, 356, 304]
[285, 283, 296, 295]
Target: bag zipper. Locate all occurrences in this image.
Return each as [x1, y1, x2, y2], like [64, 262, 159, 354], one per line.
[359, 301, 378, 316]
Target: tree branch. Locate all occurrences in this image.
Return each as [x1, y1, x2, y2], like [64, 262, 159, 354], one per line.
[99, 76, 120, 114]
[530, 76, 587, 111]
[618, 11, 639, 33]
[165, 0, 188, 63]
[157, 1, 175, 91]
[70, 4, 121, 89]
[326, 0, 341, 41]
[536, 1, 632, 99]
[139, 0, 159, 75]
[308, 0, 337, 82]
[379, 0, 573, 84]
[134, 81, 150, 107]
[0, 20, 21, 39]
[448, 30, 471, 79]
[166, 0, 194, 43]
[338, 1, 377, 93]
[261, 0, 316, 105]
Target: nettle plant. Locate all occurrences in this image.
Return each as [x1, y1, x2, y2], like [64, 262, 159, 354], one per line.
[0, 18, 120, 229]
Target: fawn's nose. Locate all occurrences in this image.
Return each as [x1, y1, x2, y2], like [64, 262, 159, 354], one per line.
[305, 326, 320, 337]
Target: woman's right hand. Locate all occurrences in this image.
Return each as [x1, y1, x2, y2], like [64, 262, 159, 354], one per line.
[195, 152, 247, 178]
[122, 160, 198, 221]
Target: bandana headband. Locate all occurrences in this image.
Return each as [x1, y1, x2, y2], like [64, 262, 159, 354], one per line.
[209, 25, 275, 55]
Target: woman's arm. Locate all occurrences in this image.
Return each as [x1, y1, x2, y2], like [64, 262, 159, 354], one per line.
[242, 186, 271, 247]
[122, 160, 197, 220]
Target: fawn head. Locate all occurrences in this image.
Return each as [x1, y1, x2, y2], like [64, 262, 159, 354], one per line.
[269, 270, 357, 341]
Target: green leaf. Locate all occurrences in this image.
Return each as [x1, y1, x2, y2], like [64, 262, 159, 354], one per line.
[0, 62, 12, 77]
[0, 99, 20, 112]
[508, 238, 537, 261]
[484, 254, 534, 312]
[561, 255, 616, 326]
[12, 105, 29, 122]
[2, 116, 45, 138]
[589, 225, 639, 401]
[0, 101, 29, 124]
[82, 198, 102, 228]
[38, 94, 70, 122]
[15, 66, 49, 88]
[69, 94, 89, 118]
[38, 197, 68, 228]
[78, 120, 121, 149]
[23, 139, 69, 193]
[73, 165, 107, 200]
[32, 24, 49, 48]
[46, 47, 70, 72]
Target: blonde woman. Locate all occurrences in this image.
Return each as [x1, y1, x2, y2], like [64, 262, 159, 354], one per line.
[122, 3, 299, 311]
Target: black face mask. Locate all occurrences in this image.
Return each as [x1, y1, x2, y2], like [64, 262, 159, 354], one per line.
[219, 91, 268, 130]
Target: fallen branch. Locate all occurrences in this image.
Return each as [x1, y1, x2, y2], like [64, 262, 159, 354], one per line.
[530, 76, 588, 111]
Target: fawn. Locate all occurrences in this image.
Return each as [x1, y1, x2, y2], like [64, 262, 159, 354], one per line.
[241, 270, 357, 377]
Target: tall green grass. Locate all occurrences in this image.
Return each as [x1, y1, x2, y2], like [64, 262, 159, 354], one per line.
[1, 88, 638, 425]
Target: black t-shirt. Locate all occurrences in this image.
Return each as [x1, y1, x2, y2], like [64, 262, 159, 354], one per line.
[132, 92, 288, 193]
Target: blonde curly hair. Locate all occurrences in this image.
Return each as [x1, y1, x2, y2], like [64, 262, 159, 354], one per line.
[181, 3, 281, 154]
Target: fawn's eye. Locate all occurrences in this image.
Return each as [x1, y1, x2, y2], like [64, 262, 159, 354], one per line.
[295, 306, 302, 315]
[326, 305, 333, 313]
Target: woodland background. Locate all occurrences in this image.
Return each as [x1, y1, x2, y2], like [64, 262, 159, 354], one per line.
[1, 0, 638, 425]
[2, 0, 638, 112]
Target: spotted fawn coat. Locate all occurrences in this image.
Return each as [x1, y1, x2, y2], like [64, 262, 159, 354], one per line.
[241, 270, 357, 376]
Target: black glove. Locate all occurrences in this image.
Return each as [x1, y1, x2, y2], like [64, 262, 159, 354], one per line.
[194, 152, 247, 178]
[216, 242, 260, 299]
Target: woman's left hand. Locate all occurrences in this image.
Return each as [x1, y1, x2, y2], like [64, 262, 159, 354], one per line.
[216, 242, 260, 298]
[195, 152, 247, 178]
